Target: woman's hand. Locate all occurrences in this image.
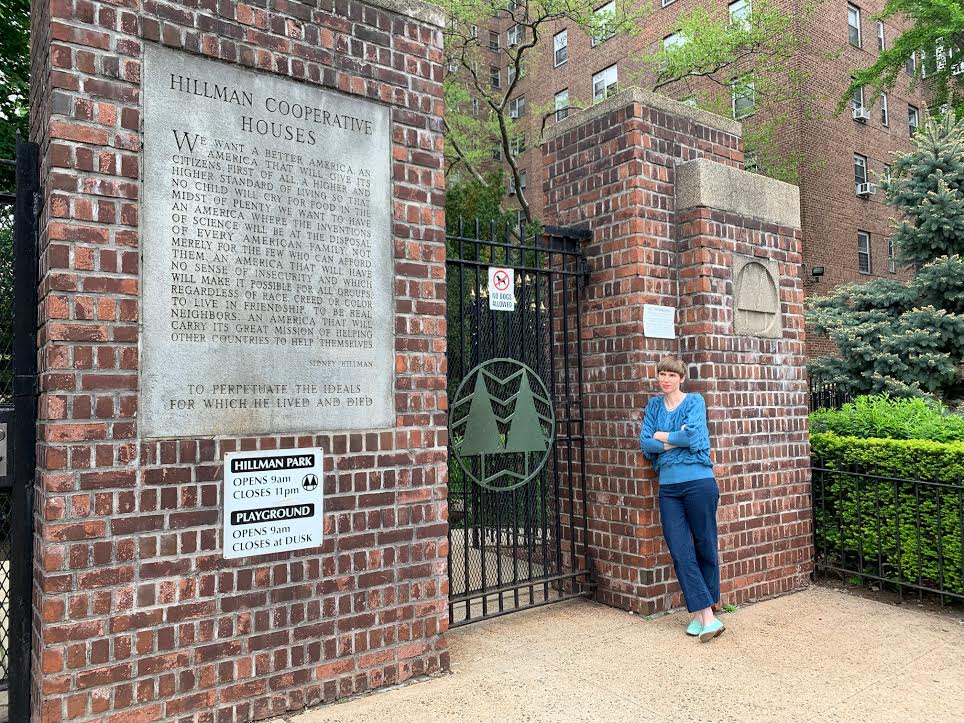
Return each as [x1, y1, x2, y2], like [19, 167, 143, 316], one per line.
[663, 442, 675, 451]
[654, 431, 670, 443]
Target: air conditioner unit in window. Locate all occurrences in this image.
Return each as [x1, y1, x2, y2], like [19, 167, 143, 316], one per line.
[856, 182, 877, 197]
[852, 107, 870, 122]
[509, 109, 519, 119]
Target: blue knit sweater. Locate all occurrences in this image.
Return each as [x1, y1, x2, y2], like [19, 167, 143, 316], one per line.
[639, 393, 715, 484]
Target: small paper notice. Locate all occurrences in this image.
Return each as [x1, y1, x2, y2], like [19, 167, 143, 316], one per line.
[643, 304, 676, 339]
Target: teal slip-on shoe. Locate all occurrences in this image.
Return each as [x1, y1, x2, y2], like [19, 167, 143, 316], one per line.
[686, 619, 702, 636]
[698, 619, 725, 643]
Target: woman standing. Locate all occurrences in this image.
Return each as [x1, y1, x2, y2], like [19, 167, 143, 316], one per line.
[639, 356, 724, 642]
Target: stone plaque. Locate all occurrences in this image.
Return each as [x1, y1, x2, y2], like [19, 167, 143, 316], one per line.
[732, 253, 782, 338]
[142, 46, 394, 437]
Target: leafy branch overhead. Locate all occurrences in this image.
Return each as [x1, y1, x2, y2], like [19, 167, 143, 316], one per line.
[807, 114, 964, 399]
[843, 0, 964, 119]
[439, 0, 647, 225]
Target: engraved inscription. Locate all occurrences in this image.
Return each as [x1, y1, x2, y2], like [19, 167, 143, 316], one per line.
[142, 46, 393, 437]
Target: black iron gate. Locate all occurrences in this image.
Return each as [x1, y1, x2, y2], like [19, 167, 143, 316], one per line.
[446, 222, 593, 627]
[0, 137, 39, 722]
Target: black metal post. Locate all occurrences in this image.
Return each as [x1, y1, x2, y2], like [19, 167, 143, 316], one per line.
[9, 136, 39, 723]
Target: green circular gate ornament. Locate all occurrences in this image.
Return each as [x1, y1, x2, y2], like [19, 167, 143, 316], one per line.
[449, 358, 555, 492]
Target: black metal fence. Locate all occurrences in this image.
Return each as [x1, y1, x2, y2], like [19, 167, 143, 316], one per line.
[808, 377, 853, 412]
[812, 462, 964, 603]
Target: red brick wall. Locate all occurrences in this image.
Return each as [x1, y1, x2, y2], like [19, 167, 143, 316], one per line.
[543, 90, 811, 614]
[676, 209, 812, 607]
[30, 1, 449, 720]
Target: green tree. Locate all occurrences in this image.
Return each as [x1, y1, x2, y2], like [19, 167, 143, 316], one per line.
[440, 0, 646, 225]
[807, 113, 964, 399]
[643, 0, 809, 183]
[0, 0, 30, 178]
[844, 0, 964, 120]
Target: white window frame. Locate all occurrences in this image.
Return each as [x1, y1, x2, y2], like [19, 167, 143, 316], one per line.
[847, 4, 862, 48]
[852, 85, 865, 111]
[857, 231, 872, 274]
[887, 236, 897, 273]
[555, 88, 570, 121]
[729, 0, 751, 27]
[731, 76, 756, 119]
[507, 24, 523, 48]
[880, 93, 889, 126]
[490, 66, 501, 89]
[511, 133, 526, 155]
[876, 21, 885, 51]
[519, 170, 527, 191]
[663, 32, 685, 51]
[661, 0, 676, 6]
[509, 95, 526, 119]
[489, 30, 500, 52]
[592, 64, 618, 102]
[854, 153, 868, 188]
[508, 64, 517, 84]
[591, 1, 616, 48]
[554, 30, 568, 67]
[908, 105, 919, 136]
[906, 51, 917, 76]
[472, 98, 480, 115]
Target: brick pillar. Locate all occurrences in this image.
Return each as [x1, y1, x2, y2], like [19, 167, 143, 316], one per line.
[543, 88, 810, 614]
[29, 1, 448, 720]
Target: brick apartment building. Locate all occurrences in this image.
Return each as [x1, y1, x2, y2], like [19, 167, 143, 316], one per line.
[476, 1, 926, 332]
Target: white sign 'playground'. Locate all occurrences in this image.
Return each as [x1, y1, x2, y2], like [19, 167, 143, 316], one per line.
[223, 447, 324, 558]
[488, 266, 516, 311]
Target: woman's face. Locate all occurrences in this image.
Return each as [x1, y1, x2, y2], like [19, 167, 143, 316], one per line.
[658, 370, 682, 395]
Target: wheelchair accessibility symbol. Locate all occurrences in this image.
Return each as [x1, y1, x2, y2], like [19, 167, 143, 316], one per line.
[302, 474, 319, 491]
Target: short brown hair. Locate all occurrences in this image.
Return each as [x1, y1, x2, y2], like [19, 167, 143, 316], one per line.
[656, 356, 686, 377]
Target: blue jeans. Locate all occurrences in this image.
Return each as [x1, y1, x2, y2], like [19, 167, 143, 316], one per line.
[658, 477, 720, 613]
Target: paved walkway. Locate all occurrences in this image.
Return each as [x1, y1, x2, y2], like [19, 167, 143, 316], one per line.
[285, 586, 964, 722]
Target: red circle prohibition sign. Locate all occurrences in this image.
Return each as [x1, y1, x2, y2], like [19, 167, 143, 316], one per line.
[493, 270, 511, 291]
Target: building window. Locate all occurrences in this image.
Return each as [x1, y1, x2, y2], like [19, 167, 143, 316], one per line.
[489, 31, 500, 52]
[663, 32, 685, 51]
[508, 64, 516, 84]
[908, 105, 919, 136]
[883, 163, 892, 181]
[732, 76, 756, 119]
[511, 133, 526, 154]
[744, 151, 759, 173]
[509, 95, 526, 119]
[847, 4, 861, 48]
[887, 237, 897, 273]
[471, 25, 478, 39]
[858, 231, 872, 273]
[507, 24, 523, 47]
[852, 85, 865, 111]
[519, 170, 527, 190]
[854, 153, 869, 193]
[490, 66, 500, 89]
[729, 0, 751, 26]
[507, 0, 519, 11]
[472, 98, 480, 115]
[591, 1, 616, 47]
[905, 51, 917, 76]
[682, 96, 698, 107]
[508, 175, 516, 195]
[880, 93, 889, 126]
[661, 0, 676, 6]
[555, 88, 570, 121]
[592, 64, 618, 102]
[876, 20, 885, 51]
[492, 146, 502, 161]
[554, 30, 568, 67]
[516, 208, 525, 229]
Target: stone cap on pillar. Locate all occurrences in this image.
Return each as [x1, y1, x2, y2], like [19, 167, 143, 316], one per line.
[543, 86, 742, 144]
[368, 0, 445, 25]
[676, 158, 801, 230]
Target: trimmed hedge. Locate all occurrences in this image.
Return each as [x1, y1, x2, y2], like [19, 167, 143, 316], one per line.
[812, 432, 964, 596]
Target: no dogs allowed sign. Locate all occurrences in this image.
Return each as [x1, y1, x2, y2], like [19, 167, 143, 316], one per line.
[223, 447, 324, 559]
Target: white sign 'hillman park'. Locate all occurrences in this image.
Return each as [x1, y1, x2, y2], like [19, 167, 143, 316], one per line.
[488, 266, 516, 311]
[141, 45, 394, 437]
[223, 447, 324, 559]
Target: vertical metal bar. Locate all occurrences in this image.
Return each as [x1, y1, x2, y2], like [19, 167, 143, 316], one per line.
[915, 480, 923, 602]
[9, 137, 39, 723]
[895, 478, 903, 604]
[476, 227, 488, 619]
[935, 484, 945, 606]
[874, 472, 883, 589]
[546, 241, 562, 598]
[559, 240, 577, 601]
[856, 468, 864, 579]
[572, 246, 591, 588]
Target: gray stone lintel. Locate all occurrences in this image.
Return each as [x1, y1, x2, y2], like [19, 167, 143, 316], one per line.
[543, 86, 742, 144]
[367, 0, 444, 26]
[676, 158, 801, 230]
